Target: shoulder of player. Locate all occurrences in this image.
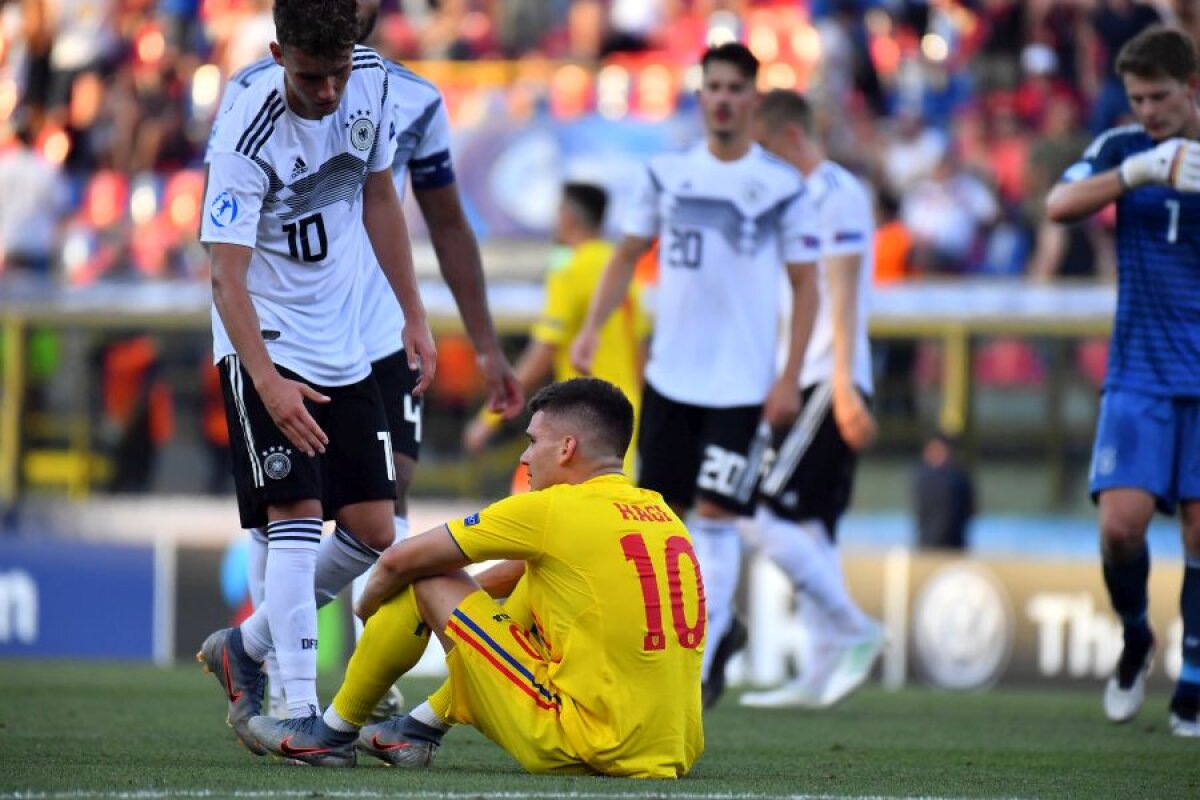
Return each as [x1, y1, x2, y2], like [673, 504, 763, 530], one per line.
[217, 78, 287, 159]
[229, 55, 278, 89]
[810, 161, 871, 209]
[1083, 123, 1148, 159]
[749, 148, 820, 204]
[351, 45, 387, 73]
[383, 58, 442, 98]
[646, 144, 700, 181]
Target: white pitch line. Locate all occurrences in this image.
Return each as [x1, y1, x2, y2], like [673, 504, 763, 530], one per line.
[0, 791, 1031, 800]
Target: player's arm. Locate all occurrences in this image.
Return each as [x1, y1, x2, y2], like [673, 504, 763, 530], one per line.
[463, 339, 553, 454]
[826, 250, 876, 450]
[764, 259, 817, 428]
[571, 235, 653, 374]
[1047, 138, 1200, 223]
[209, 242, 330, 456]
[1044, 170, 1124, 224]
[356, 524, 471, 620]
[415, 183, 522, 418]
[363, 168, 437, 395]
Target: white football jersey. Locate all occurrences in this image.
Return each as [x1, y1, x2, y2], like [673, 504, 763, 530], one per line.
[623, 142, 820, 407]
[358, 61, 456, 363]
[208, 57, 455, 365]
[799, 160, 875, 394]
[201, 46, 396, 386]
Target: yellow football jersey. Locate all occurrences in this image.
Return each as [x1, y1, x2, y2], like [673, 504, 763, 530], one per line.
[446, 474, 705, 778]
[531, 240, 650, 473]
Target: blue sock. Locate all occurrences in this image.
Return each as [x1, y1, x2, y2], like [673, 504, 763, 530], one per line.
[1175, 557, 1200, 707]
[1102, 547, 1152, 648]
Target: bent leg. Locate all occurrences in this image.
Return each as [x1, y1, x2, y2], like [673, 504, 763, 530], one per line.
[415, 580, 585, 773]
[330, 586, 430, 727]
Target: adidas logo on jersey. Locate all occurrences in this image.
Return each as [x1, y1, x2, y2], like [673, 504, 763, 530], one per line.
[290, 157, 308, 178]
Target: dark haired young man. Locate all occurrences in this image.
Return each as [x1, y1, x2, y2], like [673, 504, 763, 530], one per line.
[204, 0, 522, 721]
[196, 0, 436, 751]
[1047, 25, 1200, 736]
[249, 378, 705, 777]
[572, 42, 821, 707]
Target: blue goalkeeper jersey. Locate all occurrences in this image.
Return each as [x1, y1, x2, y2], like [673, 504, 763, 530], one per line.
[1060, 125, 1200, 397]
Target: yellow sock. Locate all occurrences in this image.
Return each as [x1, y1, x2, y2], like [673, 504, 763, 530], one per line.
[428, 678, 454, 723]
[332, 587, 430, 726]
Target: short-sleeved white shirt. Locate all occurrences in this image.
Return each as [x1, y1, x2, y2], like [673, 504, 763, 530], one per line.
[207, 57, 456, 366]
[800, 160, 875, 394]
[201, 46, 396, 386]
[622, 142, 819, 407]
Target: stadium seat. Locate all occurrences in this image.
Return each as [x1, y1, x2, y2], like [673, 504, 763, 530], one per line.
[973, 338, 1045, 386]
[1076, 338, 1108, 387]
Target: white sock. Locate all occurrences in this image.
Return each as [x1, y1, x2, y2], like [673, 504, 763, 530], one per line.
[688, 515, 742, 681]
[263, 517, 322, 718]
[239, 605, 272, 661]
[245, 527, 284, 710]
[409, 700, 451, 731]
[350, 517, 408, 639]
[322, 705, 359, 733]
[246, 527, 268, 608]
[316, 526, 382, 608]
[754, 507, 870, 639]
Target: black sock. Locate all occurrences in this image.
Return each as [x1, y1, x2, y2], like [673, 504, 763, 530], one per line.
[1102, 547, 1152, 647]
[401, 714, 445, 744]
[1173, 558, 1200, 711]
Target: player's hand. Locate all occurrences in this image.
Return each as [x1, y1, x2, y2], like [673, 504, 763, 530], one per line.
[762, 377, 801, 430]
[478, 349, 524, 419]
[832, 382, 877, 451]
[402, 318, 437, 396]
[256, 372, 330, 457]
[1120, 138, 1200, 191]
[570, 328, 599, 375]
[354, 596, 379, 622]
[462, 415, 494, 455]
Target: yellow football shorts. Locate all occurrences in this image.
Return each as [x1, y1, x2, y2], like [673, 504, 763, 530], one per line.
[442, 589, 591, 774]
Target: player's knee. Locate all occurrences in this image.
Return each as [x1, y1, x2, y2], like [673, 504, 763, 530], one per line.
[413, 572, 475, 636]
[1099, 513, 1149, 559]
[1176, 510, 1200, 561]
[392, 456, 416, 517]
[338, 502, 397, 552]
[694, 498, 735, 521]
[358, 526, 396, 552]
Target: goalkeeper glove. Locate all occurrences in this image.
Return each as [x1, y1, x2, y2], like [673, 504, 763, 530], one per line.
[1119, 138, 1200, 191]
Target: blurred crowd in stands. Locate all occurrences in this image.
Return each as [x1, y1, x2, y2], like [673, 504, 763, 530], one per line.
[0, 0, 1191, 289]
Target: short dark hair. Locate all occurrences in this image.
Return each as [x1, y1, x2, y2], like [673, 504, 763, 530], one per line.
[275, 0, 359, 59]
[758, 88, 815, 136]
[562, 182, 608, 231]
[1116, 25, 1199, 82]
[701, 42, 759, 81]
[528, 378, 633, 460]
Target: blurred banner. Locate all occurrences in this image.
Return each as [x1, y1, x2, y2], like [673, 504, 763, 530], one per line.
[407, 114, 697, 240]
[738, 552, 1184, 692]
[3, 535, 1184, 693]
[0, 539, 156, 659]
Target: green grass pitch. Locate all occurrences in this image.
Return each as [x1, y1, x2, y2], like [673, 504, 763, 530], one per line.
[0, 660, 1197, 799]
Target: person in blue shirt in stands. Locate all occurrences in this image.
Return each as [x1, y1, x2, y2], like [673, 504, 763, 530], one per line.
[1047, 24, 1200, 737]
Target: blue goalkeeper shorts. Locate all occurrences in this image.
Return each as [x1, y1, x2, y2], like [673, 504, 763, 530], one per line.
[1089, 387, 1200, 514]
